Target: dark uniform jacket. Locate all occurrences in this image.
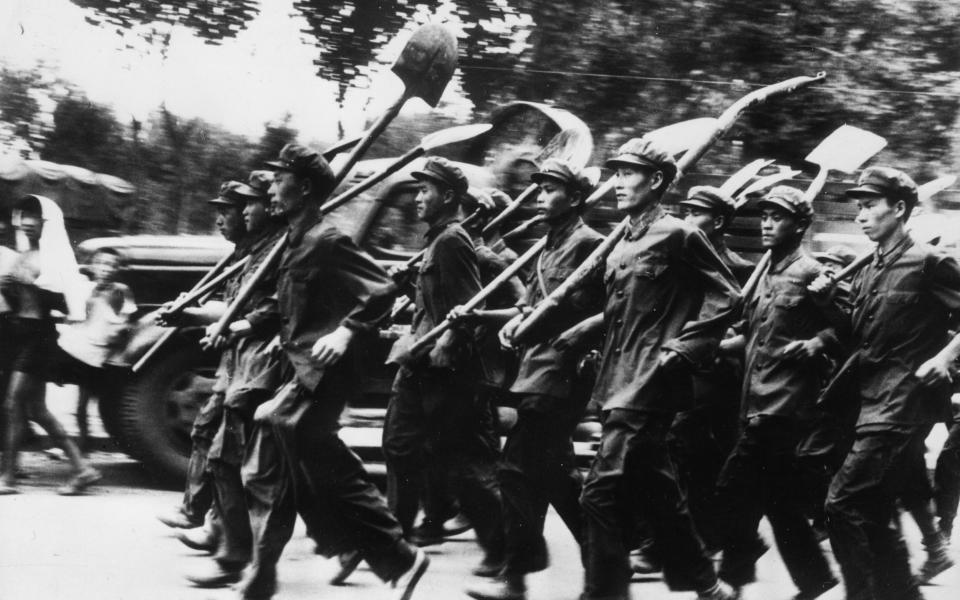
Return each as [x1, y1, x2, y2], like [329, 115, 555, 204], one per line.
[740, 248, 840, 421]
[511, 216, 603, 402]
[715, 241, 755, 287]
[406, 217, 482, 366]
[277, 209, 395, 392]
[589, 206, 741, 413]
[820, 233, 960, 429]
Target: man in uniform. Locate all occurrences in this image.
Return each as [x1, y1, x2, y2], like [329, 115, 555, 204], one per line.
[464, 158, 603, 600]
[238, 144, 428, 600]
[666, 186, 754, 556]
[712, 186, 838, 598]
[535, 138, 742, 600]
[156, 180, 255, 535]
[186, 170, 285, 587]
[383, 157, 505, 576]
[810, 166, 960, 600]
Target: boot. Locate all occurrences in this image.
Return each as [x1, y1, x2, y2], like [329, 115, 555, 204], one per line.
[466, 573, 526, 600]
[918, 533, 955, 584]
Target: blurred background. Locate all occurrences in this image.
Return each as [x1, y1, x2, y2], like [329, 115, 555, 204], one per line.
[1, 0, 959, 239]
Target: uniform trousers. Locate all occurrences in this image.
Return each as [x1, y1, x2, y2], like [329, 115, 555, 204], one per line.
[714, 416, 833, 592]
[825, 425, 930, 600]
[580, 409, 716, 599]
[383, 365, 504, 562]
[240, 383, 415, 597]
[500, 394, 584, 576]
[934, 410, 960, 534]
[208, 404, 259, 567]
[183, 392, 224, 524]
[667, 397, 738, 551]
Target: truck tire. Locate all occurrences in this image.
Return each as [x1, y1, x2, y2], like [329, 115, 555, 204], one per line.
[116, 343, 218, 479]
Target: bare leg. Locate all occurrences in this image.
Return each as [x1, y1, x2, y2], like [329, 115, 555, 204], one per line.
[1, 371, 27, 484]
[22, 375, 86, 473]
[76, 387, 91, 455]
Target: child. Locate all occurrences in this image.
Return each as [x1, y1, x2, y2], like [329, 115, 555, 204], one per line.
[56, 247, 137, 453]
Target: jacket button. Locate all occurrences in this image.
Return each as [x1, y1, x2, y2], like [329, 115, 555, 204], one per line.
[862, 342, 869, 349]
[616, 290, 624, 297]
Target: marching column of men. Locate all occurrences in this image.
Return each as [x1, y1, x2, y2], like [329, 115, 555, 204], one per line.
[155, 138, 960, 600]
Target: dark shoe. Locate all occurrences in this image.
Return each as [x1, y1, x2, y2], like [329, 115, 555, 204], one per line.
[392, 548, 430, 600]
[466, 575, 527, 600]
[175, 528, 218, 553]
[918, 548, 955, 584]
[697, 580, 741, 600]
[794, 577, 839, 599]
[185, 561, 245, 588]
[442, 512, 472, 537]
[0, 481, 19, 495]
[57, 467, 102, 496]
[330, 550, 362, 585]
[236, 566, 277, 600]
[410, 521, 445, 547]
[157, 507, 201, 529]
[472, 558, 504, 578]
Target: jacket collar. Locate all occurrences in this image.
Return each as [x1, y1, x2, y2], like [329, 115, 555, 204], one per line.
[624, 204, 664, 241]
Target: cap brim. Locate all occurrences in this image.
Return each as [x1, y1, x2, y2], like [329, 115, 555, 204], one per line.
[207, 197, 240, 207]
[410, 170, 447, 186]
[757, 197, 799, 215]
[844, 184, 886, 198]
[264, 159, 292, 171]
[604, 156, 660, 171]
[233, 183, 267, 199]
[530, 171, 569, 185]
[678, 198, 715, 212]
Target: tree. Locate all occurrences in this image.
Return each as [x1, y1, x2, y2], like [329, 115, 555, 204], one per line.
[42, 92, 127, 175]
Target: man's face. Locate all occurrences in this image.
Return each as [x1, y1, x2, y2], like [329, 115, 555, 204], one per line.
[90, 251, 121, 284]
[536, 179, 579, 224]
[681, 206, 720, 237]
[16, 213, 43, 244]
[415, 180, 451, 224]
[760, 206, 801, 249]
[855, 195, 903, 243]
[243, 199, 270, 235]
[269, 170, 307, 219]
[615, 166, 662, 214]
[216, 205, 245, 242]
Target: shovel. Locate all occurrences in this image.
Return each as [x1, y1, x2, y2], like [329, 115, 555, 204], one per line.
[740, 124, 887, 303]
[321, 123, 493, 214]
[481, 124, 594, 237]
[204, 23, 459, 348]
[734, 166, 802, 206]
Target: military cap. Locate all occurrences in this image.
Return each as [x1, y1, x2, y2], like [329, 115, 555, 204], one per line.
[758, 185, 814, 221]
[265, 143, 335, 188]
[845, 166, 918, 209]
[411, 157, 469, 196]
[530, 157, 590, 192]
[679, 185, 736, 218]
[605, 137, 677, 183]
[208, 180, 258, 207]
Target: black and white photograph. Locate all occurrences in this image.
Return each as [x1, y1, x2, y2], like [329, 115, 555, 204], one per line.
[1, 1, 959, 599]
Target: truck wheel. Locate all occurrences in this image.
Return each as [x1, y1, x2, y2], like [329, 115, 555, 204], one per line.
[117, 344, 217, 479]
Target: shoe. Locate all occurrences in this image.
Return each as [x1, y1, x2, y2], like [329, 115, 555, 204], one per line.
[236, 566, 277, 600]
[442, 512, 472, 537]
[472, 558, 504, 578]
[185, 561, 245, 588]
[410, 521, 445, 547]
[330, 550, 362, 585]
[392, 548, 430, 600]
[918, 548, 955, 584]
[0, 481, 18, 495]
[57, 467, 102, 496]
[175, 528, 218, 553]
[466, 575, 526, 600]
[157, 507, 202, 529]
[697, 580, 741, 600]
[794, 577, 839, 599]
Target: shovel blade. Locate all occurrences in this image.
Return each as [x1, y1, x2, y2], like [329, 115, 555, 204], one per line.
[735, 168, 802, 205]
[535, 127, 594, 170]
[645, 118, 717, 156]
[391, 24, 458, 108]
[805, 125, 887, 174]
[421, 123, 493, 151]
[719, 159, 775, 196]
[918, 174, 957, 203]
